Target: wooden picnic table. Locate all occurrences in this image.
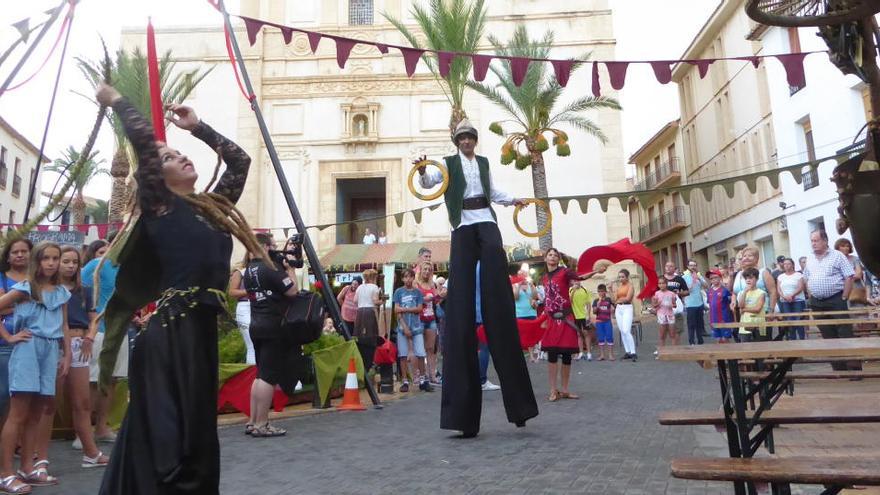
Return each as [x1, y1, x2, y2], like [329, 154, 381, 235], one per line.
[658, 338, 880, 495]
[712, 318, 878, 328]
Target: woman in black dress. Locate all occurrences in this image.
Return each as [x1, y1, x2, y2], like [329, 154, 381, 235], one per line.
[93, 82, 251, 494]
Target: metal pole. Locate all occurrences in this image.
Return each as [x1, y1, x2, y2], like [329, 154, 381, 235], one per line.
[217, 1, 381, 407]
[0, 0, 69, 96]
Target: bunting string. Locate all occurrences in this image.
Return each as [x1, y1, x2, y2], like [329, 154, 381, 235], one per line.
[233, 13, 825, 95]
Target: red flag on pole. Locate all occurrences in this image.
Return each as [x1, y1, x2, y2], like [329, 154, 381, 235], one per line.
[146, 18, 166, 142]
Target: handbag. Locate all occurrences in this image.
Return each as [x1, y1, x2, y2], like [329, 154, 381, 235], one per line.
[281, 291, 324, 346]
[373, 337, 397, 366]
[848, 287, 868, 305]
[673, 295, 685, 315]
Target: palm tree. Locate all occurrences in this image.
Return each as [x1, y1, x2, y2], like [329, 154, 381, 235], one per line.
[86, 199, 109, 224]
[44, 146, 109, 226]
[468, 26, 621, 249]
[384, 0, 488, 135]
[77, 44, 213, 223]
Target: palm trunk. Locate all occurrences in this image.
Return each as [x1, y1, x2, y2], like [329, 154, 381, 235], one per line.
[528, 145, 552, 251]
[72, 192, 86, 226]
[108, 148, 130, 226]
[449, 106, 468, 139]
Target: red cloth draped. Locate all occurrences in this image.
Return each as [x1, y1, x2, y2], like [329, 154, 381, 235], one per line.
[216, 366, 289, 415]
[477, 313, 548, 349]
[577, 238, 658, 299]
[146, 19, 165, 142]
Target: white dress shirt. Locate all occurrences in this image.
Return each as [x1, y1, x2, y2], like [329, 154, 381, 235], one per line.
[420, 151, 514, 229]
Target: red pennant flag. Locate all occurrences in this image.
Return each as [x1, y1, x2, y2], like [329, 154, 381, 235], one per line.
[605, 62, 629, 90]
[438, 52, 454, 78]
[242, 17, 262, 46]
[146, 18, 166, 142]
[472, 54, 492, 82]
[776, 53, 808, 88]
[76, 224, 90, 234]
[551, 59, 573, 87]
[333, 37, 356, 68]
[97, 224, 109, 239]
[650, 61, 673, 85]
[307, 32, 321, 53]
[510, 57, 530, 87]
[400, 47, 424, 77]
[281, 27, 293, 45]
[689, 59, 713, 79]
[36, 225, 49, 232]
[591, 61, 601, 97]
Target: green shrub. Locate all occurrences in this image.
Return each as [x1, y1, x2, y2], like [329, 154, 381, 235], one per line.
[303, 332, 346, 355]
[218, 327, 246, 363]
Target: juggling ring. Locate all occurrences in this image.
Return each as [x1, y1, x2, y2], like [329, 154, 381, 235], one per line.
[407, 160, 449, 201]
[513, 199, 552, 238]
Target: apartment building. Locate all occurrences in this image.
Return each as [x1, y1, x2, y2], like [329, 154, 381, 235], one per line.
[0, 116, 46, 226]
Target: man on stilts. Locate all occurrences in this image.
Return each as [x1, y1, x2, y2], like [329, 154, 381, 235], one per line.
[416, 120, 539, 438]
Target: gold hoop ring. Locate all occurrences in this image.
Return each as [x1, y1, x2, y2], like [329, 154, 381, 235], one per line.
[407, 160, 449, 201]
[513, 199, 552, 238]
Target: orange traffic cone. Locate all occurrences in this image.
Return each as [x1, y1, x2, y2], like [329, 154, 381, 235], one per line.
[337, 357, 366, 411]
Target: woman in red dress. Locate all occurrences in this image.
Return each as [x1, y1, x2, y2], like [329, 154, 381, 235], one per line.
[541, 248, 597, 402]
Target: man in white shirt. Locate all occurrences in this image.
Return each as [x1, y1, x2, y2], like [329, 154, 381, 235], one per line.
[362, 228, 376, 245]
[415, 119, 538, 438]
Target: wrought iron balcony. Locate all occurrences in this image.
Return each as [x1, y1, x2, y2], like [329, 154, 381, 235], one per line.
[632, 157, 681, 191]
[637, 206, 689, 243]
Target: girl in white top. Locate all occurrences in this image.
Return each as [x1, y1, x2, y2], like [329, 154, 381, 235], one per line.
[353, 269, 383, 370]
[776, 258, 807, 340]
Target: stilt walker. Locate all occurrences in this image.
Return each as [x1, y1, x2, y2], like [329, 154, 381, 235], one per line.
[415, 120, 538, 437]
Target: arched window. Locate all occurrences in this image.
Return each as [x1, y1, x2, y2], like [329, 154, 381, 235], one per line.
[349, 0, 373, 25]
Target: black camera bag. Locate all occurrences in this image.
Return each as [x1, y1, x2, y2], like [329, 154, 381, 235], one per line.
[282, 291, 323, 345]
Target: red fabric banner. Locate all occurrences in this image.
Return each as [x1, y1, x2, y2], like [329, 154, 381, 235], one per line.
[146, 19, 166, 142]
[577, 238, 658, 300]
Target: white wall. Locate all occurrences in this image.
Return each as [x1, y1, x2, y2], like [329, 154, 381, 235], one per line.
[763, 25, 868, 260]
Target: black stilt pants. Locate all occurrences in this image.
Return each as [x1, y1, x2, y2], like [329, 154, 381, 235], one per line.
[440, 222, 539, 433]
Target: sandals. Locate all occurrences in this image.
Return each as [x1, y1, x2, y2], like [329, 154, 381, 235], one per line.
[559, 391, 580, 400]
[548, 389, 559, 402]
[251, 424, 286, 438]
[82, 452, 109, 469]
[17, 460, 57, 487]
[244, 424, 255, 436]
[0, 475, 30, 494]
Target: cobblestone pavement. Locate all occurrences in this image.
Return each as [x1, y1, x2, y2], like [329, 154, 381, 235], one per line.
[38, 320, 767, 494]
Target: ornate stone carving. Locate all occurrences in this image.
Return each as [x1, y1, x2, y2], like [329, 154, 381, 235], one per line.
[263, 77, 439, 97]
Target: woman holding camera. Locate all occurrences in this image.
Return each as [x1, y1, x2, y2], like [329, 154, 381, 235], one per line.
[94, 83, 251, 494]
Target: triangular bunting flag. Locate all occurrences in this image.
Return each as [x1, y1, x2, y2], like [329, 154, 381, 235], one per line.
[36, 224, 49, 232]
[557, 197, 571, 214]
[400, 47, 424, 77]
[510, 57, 530, 87]
[597, 196, 610, 212]
[745, 177, 758, 194]
[307, 32, 321, 53]
[76, 224, 90, 234]
[616, 196, 629, 212]
[281, 27, 293, 44]
[551, 59, 574, 87]
[472, 54, 492, 82]
[689, 59, 713, 79]
[700, 186, 713, 202]
[722, 182, 736, 199]
[333, 37, 356, 68]
[776, 53, 808, 88]
[591, 61, 601, 97]
[96, 224, 109, 238]
[438, 51, 454, 79]
[242, 17, 263, 46]
[605, 62, 629, 90]
[412, 209, 423, 224]
[576, 198, 589, 214]
[375, 43, 389, 54]
[650, 61, 673, 84]
[394, 213, 405, 227]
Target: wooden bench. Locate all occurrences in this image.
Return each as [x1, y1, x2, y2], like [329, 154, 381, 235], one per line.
[659, 406, 880, 426]
[740, 370, 880, 380]
[671, 457, 880, 494]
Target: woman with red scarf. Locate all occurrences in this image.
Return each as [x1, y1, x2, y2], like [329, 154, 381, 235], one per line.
[540, 248, 598, 402]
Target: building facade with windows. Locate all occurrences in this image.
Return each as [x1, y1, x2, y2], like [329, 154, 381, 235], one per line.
[753, 21, 873, 261]
[671, 0, 788, 270]
[121, 0, 628, 258]
[626, 119, 693, 272]
[0, 116, 46, 227]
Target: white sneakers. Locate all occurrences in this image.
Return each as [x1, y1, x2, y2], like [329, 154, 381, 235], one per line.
[481, 380, 501, 391]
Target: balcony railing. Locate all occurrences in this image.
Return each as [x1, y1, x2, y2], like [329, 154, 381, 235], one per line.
[633, 157, 681, 191]
[11, 175, 21, 197]
[637, 206, 689, 242]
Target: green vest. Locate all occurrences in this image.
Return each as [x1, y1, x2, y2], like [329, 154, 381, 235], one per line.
[443, 153, 497, 228]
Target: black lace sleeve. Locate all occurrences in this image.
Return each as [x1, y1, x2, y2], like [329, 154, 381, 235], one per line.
[191, 121, 251, 204]
[112, 98, 172, 214]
